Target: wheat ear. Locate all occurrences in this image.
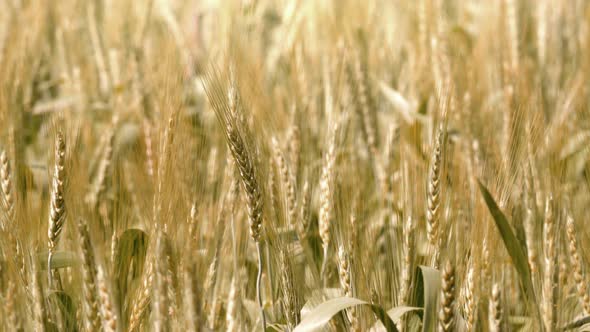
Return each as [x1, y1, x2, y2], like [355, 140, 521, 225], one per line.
[226, 276, 240, 332]
[143, 119, 155, 177]
[30, 257, 48, 332]
[463, 263, 477, 330]
[566, 214, 590, 314]
[536, 0, 547, 65]
[204, 67, 266, 329]
[0, 149, 15, 224]
[354, 51, 379, 153]
[279, 248, 300, 330]
[503, 0, 519, 72]
[338, 245, 352, 297]
[427, 125, 443, 262]
[319, 122, 338, 280]
[438, 261, 455, 332]
[96, 264, 118, 332]
[524, 201, 537, 276]
[399, 216, 415, 306]
[87, 122, 115, 209]
[287, 124, 300, 181]
[523, 162, 538, 275]
[128, 262, 153, 332]
[77, 218, 101, 331]
[272, 137, 297, 226]
[298, 180, 310, 241]
[338, 245, 359, 331]
[47, 131, 66, 286]
[6, 280, 20, 331]
[183, 262, 202, 332]
[543, 196, 557, 331]
[153, 231, 170, 332]
[489, 283, 502, 332]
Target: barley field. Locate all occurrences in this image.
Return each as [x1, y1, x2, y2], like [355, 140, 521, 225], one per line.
[1, 0, 590, 331]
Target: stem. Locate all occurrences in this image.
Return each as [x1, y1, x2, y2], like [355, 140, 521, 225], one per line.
[321, 246, 329, 288]
[230, 214, 238, 276]
[47, 251, 53, 288]
[256, 242, 267, 331]
[265, 242, 274, 304]
[301, 238, 321, 284]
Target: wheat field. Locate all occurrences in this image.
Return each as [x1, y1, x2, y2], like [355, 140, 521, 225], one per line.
[1, 0, 590, 331]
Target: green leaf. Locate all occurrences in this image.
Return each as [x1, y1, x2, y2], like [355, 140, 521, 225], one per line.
[293, 297, 398, 332]
[477, 180, 539, 319]
[369, 307, 422, 331]
[114, 228, 148, 311]
[560, 130, 590, 160]
[48, 291, 77, 331]
[449, 25, 474, 50]
[563, 316, 590, 330]
[266, 323, 288, 332]
[415, 266, 441, 332]
[387, 306, 422, 321]
[376, 80, 428, 125]
[37, 251, 79, 269]
[508, 315, 533, 330]
[300, 288, 344, 319]
[243, 299, 262, 327]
